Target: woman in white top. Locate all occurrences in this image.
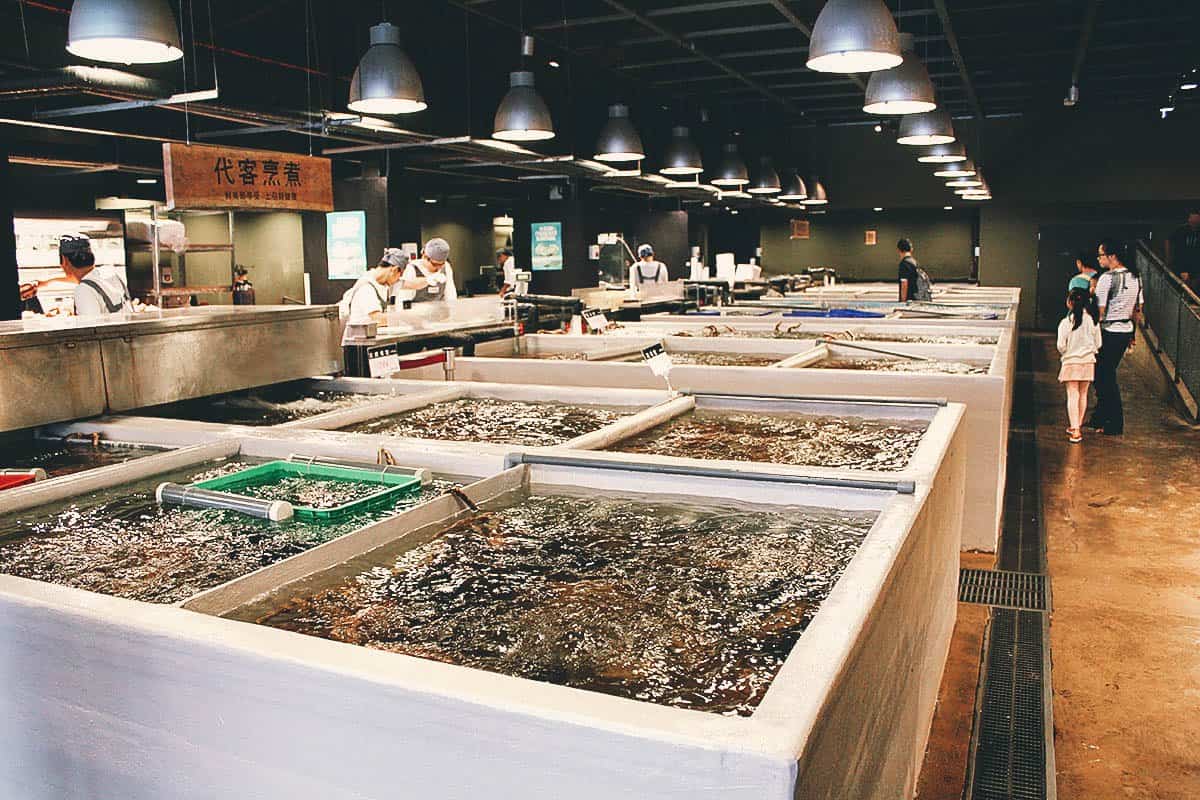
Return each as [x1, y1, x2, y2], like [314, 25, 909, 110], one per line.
[402, 238, 458, 304]
[1087, 240, 1143, 436]
[1058, 287, 1103, 443]
[630, 243, 669, 290]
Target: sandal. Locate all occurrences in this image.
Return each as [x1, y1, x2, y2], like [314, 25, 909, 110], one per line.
[1068, 428, 1083, 444]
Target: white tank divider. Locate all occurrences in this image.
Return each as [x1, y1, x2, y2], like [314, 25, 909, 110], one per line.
[0, 439, 241, 516]
[688, 391, 948, 410]
[181, 465, 525, 617]
[42, 416, 246, 449]
[561, 394, 695, 451]
[274, 385, 468, 431]
[773, 344, 829, 369]
[504, 452, 917, 495]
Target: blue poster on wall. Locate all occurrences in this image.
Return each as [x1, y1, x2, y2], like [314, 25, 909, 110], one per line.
[326, 210, 367, 279]
[531, 221, 563, 271]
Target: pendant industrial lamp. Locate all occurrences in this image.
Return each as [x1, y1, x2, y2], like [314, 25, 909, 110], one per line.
[348, 22, 427, 115]
[934, 159, 976, 178]
[863, 33, 936, 115]
[659, 126, 704, 175]
[801, 177, 829, 205]
[747, 157, 782, 194]
[946, 175, 983, 188]
[494, 35, 555, 141]
[807, 0, 902, 74]
[594, 104, 644, 162]
[779, 171, 808, 201]
[67, 0, 183, 64]
[712, 143, 749, 186]
[917, 142, 967, 163]
[896, 110, 955, 145]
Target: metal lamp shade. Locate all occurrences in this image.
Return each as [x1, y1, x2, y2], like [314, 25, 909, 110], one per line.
[659, 126, 703, 175]
[863, 33, 936, 115]
[779, 172, 808, 201]
[917, 142, 967, 163]
[807, 0, 902, 74]
[348, 23, 427, 115]
[594, 104, 644, 162]
[493, 71, 555, 142]
[934, 159, 976, 178]
[801, 177, 829, 205]
[946, 175, 983, 188]
[896, 110, 955, 145]
[747, 157, 782, 194]
[67, 0, 182, 64]
[711, 143, 749, 186]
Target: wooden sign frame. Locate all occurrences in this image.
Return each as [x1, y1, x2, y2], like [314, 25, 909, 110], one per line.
[163, 142, 333, 212]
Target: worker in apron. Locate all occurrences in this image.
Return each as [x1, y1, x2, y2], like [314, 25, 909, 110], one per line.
[59, 235, 131, 317]
[339, 252, 407, 349]
[402, 238, 458, 306]
[631, 243, 669, 291]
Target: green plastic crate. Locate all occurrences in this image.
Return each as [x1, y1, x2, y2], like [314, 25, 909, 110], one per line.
[193, 460, 422, 522]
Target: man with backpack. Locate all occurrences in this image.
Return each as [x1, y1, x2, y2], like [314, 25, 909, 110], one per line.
[897, 238, 933, 302]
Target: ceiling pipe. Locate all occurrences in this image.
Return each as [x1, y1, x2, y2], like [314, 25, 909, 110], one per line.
[597, 0, 805, 116]
[931, 0, 983, 122]
[0, 66, 171, 100]
[1065, 0, 1102, 107]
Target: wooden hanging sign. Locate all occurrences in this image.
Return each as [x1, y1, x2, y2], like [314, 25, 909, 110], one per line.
[162, 142, 333, 211]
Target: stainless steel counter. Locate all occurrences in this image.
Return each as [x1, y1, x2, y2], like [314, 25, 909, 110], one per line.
[1, 306, 341, 432]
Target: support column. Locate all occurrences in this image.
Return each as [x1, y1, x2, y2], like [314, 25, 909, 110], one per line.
[0, 142, 19, 321]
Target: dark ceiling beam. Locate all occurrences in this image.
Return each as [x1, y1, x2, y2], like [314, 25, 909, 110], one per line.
[932, 0, 984, 122]
[531, 1, 770, 31]
[1069, 0, 1103, 89]
[596, 0, 806, 117]
[763, 0, 866, 92]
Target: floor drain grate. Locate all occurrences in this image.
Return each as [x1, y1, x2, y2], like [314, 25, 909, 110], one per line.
[959, 569, 1049, 611]
[968, 609, 1051, 800]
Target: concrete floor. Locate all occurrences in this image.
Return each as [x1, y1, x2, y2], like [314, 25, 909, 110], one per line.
[1036, 336, 1200, 800]
[917, 336, 1200, 799]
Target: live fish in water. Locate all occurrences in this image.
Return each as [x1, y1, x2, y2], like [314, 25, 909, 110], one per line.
[0, 458, 457, 604]
[814, 358, 989, 375]
[342, 398, 630, 446]
[614, 410, 926, 470]
[251, 492, 875, 716]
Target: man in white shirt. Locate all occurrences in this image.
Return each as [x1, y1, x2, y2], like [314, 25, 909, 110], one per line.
[1087, 239, 1143, 436]
[60, 235, 130, 318]
[497, 248, 518, 295]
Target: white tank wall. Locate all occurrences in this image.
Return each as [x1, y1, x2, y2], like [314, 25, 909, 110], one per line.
[394, 357, 1007, 552]
[0, 416, 965, 799]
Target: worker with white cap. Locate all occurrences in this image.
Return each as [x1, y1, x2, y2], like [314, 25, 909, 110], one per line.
[401, 237, 458, 303]
[630, 243, 669, 290]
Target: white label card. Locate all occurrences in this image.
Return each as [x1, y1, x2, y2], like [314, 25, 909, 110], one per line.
[368, 344, 402, 378]
[641, 342, 673, 377]
[582, 308, 609, 331]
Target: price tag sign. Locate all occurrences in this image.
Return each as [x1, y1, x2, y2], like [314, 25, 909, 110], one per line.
[368, 343, 402, 377]
[641, 342, 673, 377]
[582, 307, 609, 332]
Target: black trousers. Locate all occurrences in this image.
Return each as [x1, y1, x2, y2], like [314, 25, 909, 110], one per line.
[1091, 329, 1133, 433]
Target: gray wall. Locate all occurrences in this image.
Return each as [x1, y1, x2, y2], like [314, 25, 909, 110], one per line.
[746, 111, 1200, 326]
[761, 210, 975, 281]
[182, 212, 304, 306]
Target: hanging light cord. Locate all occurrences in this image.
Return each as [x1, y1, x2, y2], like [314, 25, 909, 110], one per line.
[464, 6, 471, 137]
[304, 0, 313, 155]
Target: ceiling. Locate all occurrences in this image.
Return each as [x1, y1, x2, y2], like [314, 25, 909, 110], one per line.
[0, 0, 1196, 204]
